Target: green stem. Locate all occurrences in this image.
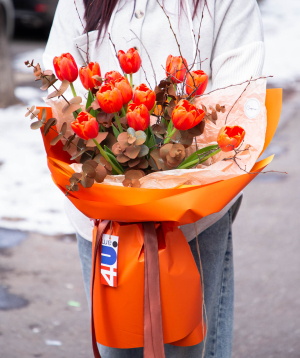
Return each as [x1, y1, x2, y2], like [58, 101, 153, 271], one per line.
[178, 147, 221, 169]
[121, 107, 126, 117]
[173, 83, 177, 94]
[149, 102, 156, 116]
[164, 128, 177, 144]
[70, 82, 77, 97]
[130, 73, 133, 88]
[198, 148, 221, 165]
[114, 112, 123, 132]
[92, 139, 123, 175]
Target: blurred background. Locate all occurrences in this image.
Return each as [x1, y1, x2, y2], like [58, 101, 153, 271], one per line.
[0, 0, 299, 357]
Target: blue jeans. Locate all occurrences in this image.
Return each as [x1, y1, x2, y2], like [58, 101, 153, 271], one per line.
[77, 209, 233, 358]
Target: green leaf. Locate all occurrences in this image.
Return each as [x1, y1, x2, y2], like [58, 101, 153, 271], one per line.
[73, 107, 82, 119]
[104, 145, 114, 156]
[167, 119, 173, 134]
[106, 152, 124, 174]
[177, 145, 219, 169]
[145, 126, 156, 148]
[86, 89, 94, 110]
[112, 125, 120, 139]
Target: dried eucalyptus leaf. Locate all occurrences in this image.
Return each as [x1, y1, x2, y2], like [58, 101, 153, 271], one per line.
[30, 121, 44, 130]
[61, 122, 67, 135]
[70, 147, 87, 160]
[41, 108, 47, 123]
[81, 176, 94, 188]
[62, 103, 81, 117]
[94, 165, 107, 183]
[50, 133, 63, 146]
[43, 117, 57, 136]
[69, 96, 82, 104]
[63, 134, 76, 151]
[134, 131, 147, 145]
[138, 144, 149, 157]
[25, 106, 35, 117]
[30, 109, 40, 119]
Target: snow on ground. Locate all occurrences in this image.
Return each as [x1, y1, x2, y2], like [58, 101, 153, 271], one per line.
[1, 0, 299, 235]
[261, 0, 300, 86]
[13, 48, 44, 73]
[0, 88, 75, 235]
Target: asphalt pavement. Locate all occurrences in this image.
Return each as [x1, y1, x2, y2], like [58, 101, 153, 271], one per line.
[0, 35, 299, 358]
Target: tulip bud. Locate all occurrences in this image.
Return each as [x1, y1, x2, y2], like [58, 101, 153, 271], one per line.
[105, 71, 123, 82]
[71, 111, 99, 140]
[186, 70, 208, 97]
[166, 55, 187, 84]
[217, 126, 245, 152]
[112, 77, 133, 104]
[118, 48, 141, 74]
[172, 99, 205, 131]
[133, 84, 156, 111]
[127, 103, 150, 131]
[53, 53, 78, 83]
[79, 62, 101, 90]
[96, 83, 123, 114]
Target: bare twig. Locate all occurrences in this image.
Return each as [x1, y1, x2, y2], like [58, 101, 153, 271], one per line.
[74, 0, 90, 64]
[130, 29, 157, 87]
[108, 32, 125, 75]
[141, 64, 152, 89]
[27, 107, 93, 158]
[156, 0, 196, 88]
[196, 76, 273, 98]
[191, 0, 207, 71]
[225, 77, 252, 124]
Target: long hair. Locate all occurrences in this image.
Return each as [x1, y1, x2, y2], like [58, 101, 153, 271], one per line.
[83, 0, 203, 41]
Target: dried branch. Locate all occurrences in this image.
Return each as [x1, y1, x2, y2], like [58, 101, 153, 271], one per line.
[130, 29, 157, 87]
[156, 0, 196, 88]
[108, 32, 125, 75]
[191, 0, 207, 71]
[141, 64, 152, 89]
[223, 146, 288, 176]
[225, 77, 252, 124]
[27, 107, 93, 158]
[196, 76, 273, 99]
[74, 0, 90, 64]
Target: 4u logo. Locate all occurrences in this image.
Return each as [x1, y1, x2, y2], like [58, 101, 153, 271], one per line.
[100, 234, 119, 287]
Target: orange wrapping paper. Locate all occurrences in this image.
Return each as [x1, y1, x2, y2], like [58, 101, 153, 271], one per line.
[37, 88, 282, 348]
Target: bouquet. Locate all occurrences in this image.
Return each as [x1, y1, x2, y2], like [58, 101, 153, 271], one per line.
[23, 16, 282, 358]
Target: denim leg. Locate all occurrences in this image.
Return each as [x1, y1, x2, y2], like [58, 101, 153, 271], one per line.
[189, 210, 234, 358]
[76, 209, 233, 358]
[77, 234, 143, 358]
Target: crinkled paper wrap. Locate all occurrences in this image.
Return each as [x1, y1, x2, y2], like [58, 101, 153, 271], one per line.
[48, 79, 267, 189]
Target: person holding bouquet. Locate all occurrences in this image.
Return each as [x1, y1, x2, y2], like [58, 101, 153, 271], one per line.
[43, 0, 264, 357]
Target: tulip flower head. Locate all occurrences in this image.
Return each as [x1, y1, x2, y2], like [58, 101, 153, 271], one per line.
[166, 55, 188, 84]
[96, 83, 123, 114]
[186, 70, 208, 97]
[105, 71, 123, 82]
[118, 48, 141, 74]
[133, 84, 156, 111]
[127, 103, 150, 131]
[172, 99, 205, 131]
[79, 62, 101, 90]
[53, 53, 78, 83]
[112, 77, 133, 104]
[71, 111, 99, 140]
[217, 125, 246, 152]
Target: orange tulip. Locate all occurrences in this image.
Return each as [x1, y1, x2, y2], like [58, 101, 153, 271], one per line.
[118, 48, 141, 74]
[172, 99, 205, 131]
[112, 77, 133, 104]
[127, 103, 150, 131]
[71, 111, 99, 140]
[105, 71, 123, 82]
[53, 53, 78, 83]
[186, 70, 208, 97]
[133, 84, 156, 111]
[166, 55, 187, 84]
[79, 62, 101, 90]
[217, 126, 246, 152]
[96, 83, 123, 114]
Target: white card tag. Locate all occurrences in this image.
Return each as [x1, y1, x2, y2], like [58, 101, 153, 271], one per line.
[101, 234, 119, 287]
